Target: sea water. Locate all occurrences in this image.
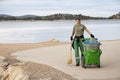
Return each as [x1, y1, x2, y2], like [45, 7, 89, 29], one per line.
[0, 20, 120, 43]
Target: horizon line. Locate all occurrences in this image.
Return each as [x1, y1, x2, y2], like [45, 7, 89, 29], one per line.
[0, 13, 113, 18]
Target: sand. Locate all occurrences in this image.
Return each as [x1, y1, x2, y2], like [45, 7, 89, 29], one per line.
[0, 42, 68, 64]
[12, 40, 120, 80]
[0, 42, 78, 80]
[0, 40, 120, 80]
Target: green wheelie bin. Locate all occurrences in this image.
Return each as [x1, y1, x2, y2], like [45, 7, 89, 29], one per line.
[81, 38, 102, 68]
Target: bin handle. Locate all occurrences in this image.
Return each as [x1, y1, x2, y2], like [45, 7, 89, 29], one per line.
[100, 49, 102, 54]
[91, 49, 97, 52]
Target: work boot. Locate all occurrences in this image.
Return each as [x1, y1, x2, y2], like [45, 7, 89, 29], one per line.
[76, 64, 80, 66]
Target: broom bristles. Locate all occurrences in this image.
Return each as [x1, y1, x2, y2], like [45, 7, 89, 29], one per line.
[67, 52, 72, 64]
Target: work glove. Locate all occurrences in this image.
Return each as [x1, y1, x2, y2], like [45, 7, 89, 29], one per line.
[90, 34, 95, 38]
[70, 36, 73, 41]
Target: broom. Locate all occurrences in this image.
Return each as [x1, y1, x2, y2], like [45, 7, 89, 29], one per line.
[67, 42, 73, 64]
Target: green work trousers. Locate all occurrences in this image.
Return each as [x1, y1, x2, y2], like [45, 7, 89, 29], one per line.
[74, 39, 84, 64]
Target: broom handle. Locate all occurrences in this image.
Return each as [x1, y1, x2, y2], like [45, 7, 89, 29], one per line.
[70, 41, 72, 53]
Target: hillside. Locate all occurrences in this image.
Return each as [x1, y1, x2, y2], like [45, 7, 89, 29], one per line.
[0, 14, 16, 20]
[0, 13, 119, 21]
[0, 13, 106, 21]
[109, 12, 120, 19]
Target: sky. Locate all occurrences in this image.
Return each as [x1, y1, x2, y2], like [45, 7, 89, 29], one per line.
[0, 0, 120, 17]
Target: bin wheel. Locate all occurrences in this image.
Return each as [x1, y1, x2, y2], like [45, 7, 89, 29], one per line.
[81, 56, 85, 68]
[84, 65, 87, 69]
[97, 65, 101, 68]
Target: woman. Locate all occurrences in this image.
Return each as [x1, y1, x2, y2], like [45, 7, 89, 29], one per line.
[70, 18, 95, 66]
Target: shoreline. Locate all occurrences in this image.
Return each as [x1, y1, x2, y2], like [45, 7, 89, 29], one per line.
[100, 39, 120, 42]
[0, 19, 120, 22]
[0, 39, 120, 44]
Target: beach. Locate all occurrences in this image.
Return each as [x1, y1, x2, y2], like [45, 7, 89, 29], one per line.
[0, 0, 120, 79]
[0, 40, 120, 80]
[0, 41, 78, 80]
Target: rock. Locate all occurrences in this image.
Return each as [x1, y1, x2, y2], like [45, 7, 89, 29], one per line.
[0, 56, 6, 61]
[0, 66, 6, 78]
[11, 62, 25, 66]
[48, 38, 59, 42]
[1, 65, 30, 80]
[0, 67, 5, 74]
[0, 56, 9, 67]
[0, 61, 9, 67]
[40, 77, 52, 80]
